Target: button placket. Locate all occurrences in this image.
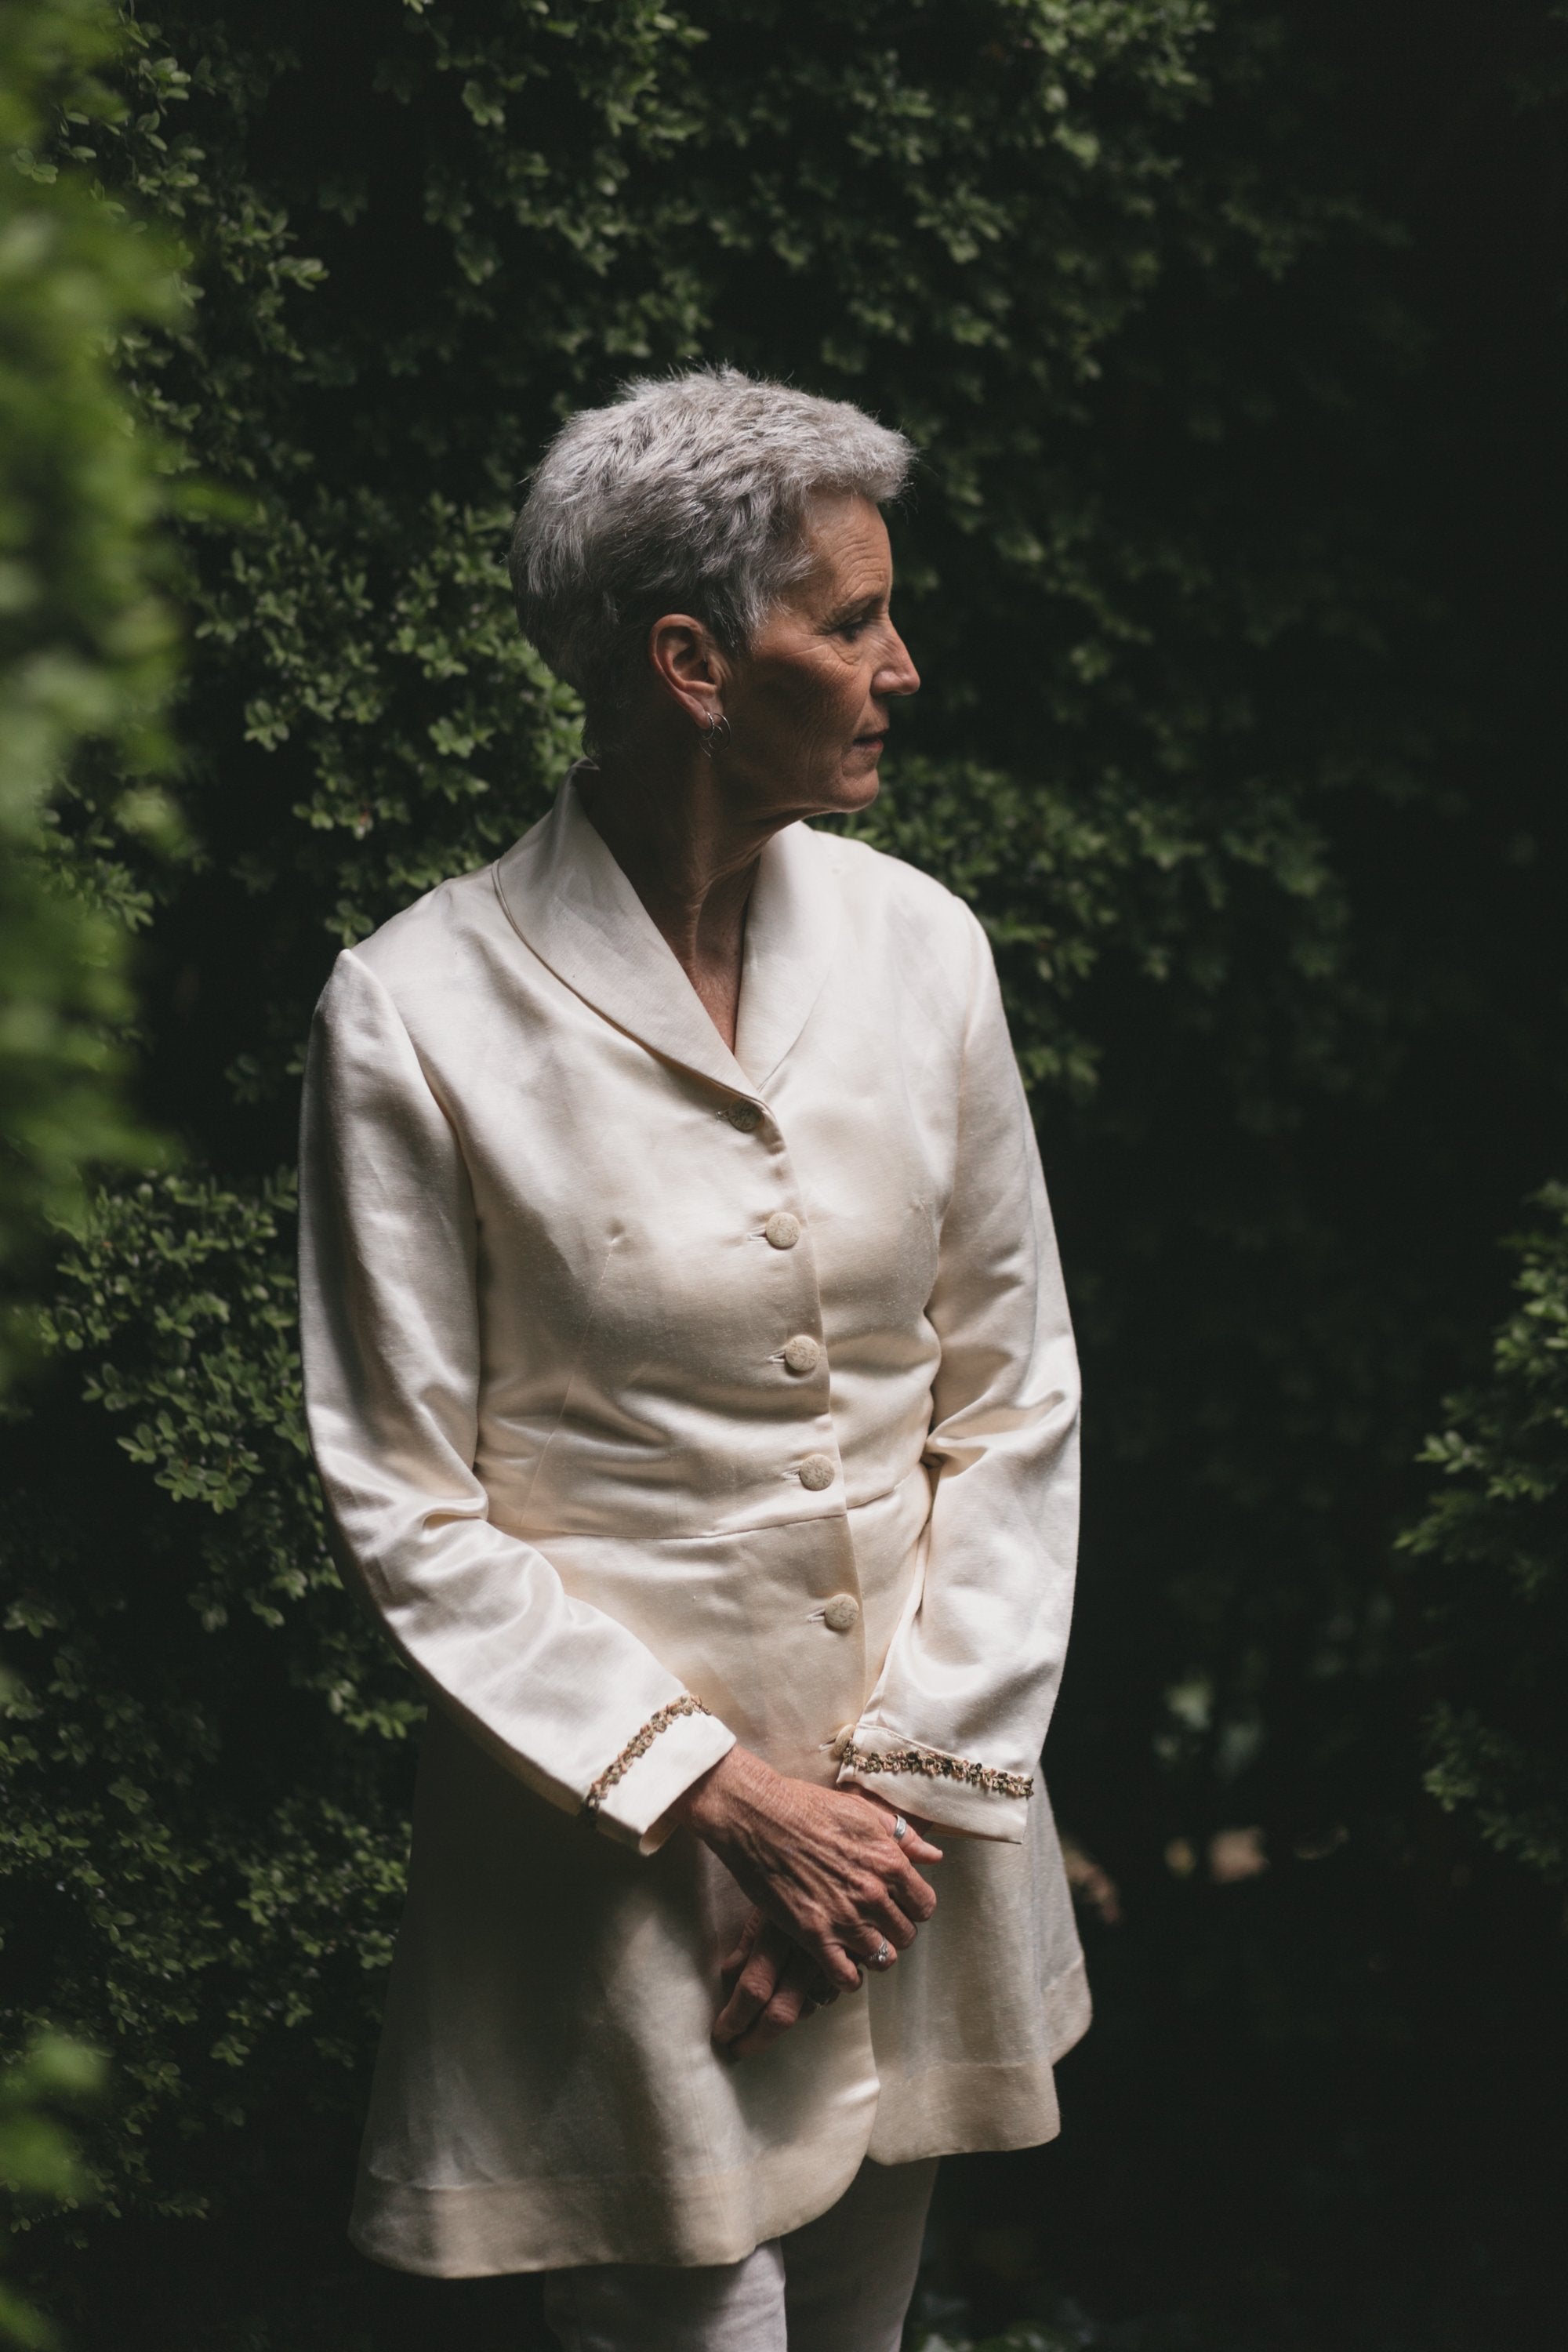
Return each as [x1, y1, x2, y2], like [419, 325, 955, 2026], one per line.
[739, 1114, 839, 1515]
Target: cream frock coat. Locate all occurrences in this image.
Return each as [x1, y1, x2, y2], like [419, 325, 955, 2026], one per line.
[298, 776, 1088, 2279]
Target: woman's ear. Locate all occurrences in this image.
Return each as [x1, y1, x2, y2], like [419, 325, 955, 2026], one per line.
[647, 612, 728, 731]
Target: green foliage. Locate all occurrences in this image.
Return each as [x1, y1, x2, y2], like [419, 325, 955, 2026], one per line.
[2, 1174, 410, 2221]
[0, 0, 185, 1377]
[0, 7, 181, 2336]
[0, 2029, 103, 2348]
[1402, 1184, 1568, 1881]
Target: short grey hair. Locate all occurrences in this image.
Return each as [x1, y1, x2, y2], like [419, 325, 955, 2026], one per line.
[510, 366, 914, 748]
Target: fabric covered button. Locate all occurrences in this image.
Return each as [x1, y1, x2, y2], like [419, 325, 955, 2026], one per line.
[798, 1452, 835, 1490]
[726, 1098, 762, 1132]
[782, 1334, 820, 1375]
[764, 1210, 801, 1250]
[823, 1594, 860, 1634]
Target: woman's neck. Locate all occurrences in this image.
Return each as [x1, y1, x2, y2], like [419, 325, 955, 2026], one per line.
[578, 746, 777, 1054]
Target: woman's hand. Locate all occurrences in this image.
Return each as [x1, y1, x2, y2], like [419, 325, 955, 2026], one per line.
[673, 1744, 943, 1997]
[712, 1908, 840, 2060]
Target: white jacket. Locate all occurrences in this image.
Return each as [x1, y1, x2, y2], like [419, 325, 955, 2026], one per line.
[298, 777, 1088, 2277]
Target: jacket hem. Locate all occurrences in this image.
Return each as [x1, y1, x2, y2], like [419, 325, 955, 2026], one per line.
[347, 2125, 875, 2279]
[347, 1958, 1092, 2279]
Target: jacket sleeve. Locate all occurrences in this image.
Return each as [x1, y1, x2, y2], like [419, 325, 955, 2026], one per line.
[297, 947, 735, 1853]
[835, 907, 1081, 1842]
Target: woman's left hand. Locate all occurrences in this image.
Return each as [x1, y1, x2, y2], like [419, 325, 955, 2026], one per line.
[712, 1906, 843, 2060]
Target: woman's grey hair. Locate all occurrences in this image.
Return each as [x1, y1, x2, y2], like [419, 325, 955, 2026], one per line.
[510, 366, 913, 750]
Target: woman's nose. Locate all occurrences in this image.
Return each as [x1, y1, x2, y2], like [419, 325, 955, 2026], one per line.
[877, 629, 920, 699]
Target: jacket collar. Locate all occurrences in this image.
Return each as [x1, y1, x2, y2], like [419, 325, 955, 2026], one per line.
[492, 773, 841, 1098]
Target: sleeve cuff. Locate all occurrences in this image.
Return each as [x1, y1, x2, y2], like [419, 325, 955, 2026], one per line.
[835, 1729, 1032, 1845]
[586, 1698, 736, 1856]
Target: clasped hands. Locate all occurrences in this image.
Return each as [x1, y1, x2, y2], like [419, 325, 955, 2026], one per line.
[671, 1743, 943, 2063]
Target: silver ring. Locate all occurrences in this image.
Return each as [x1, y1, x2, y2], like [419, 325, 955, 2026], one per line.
[873, 1938, 891, 1969]
[892, 1813, 909, 1842]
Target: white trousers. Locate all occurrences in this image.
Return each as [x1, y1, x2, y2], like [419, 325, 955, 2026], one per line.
[543, 2157, 938, 2352]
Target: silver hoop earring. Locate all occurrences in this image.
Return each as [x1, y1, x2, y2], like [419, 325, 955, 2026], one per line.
[701, 710, 731, 758]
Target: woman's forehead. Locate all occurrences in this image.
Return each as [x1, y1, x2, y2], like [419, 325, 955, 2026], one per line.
[795, 494, 892, 599]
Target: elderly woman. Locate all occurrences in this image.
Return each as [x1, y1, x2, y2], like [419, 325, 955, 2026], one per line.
[299, 367, 1087, 2352]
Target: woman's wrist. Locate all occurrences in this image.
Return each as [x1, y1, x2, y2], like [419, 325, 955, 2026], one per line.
[671, 1742, 774, 1844]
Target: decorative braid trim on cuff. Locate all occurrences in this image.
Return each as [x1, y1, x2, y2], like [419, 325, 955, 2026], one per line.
[583, 1697, 713, 1819]
[840, 1742, 1034, 1803]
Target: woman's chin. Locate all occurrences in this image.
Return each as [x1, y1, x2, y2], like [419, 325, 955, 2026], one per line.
[829, 755, 884, 809]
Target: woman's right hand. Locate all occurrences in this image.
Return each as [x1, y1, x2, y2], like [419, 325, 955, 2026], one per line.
[712, 1909, 839, 2059]
[672, 1744, 943, 1996]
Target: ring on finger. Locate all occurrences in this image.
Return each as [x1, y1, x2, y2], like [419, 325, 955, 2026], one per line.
[873, 1937, 892, 1969]
[892, 1813, 909, 1842]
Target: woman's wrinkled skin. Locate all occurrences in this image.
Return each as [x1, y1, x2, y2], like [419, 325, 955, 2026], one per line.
[578, 494, 942, 2058]
[700, 1752, 944, 2060]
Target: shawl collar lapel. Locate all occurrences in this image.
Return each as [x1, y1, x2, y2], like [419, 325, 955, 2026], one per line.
[494, 778, 744, 1095]
[493, 775, 841, 1099]
[733, 813, 841, 1092]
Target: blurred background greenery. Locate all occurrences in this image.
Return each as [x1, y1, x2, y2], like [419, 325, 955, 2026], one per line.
[1, 1, 1563, 2344]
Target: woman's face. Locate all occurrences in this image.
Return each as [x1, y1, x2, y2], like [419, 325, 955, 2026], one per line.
[717, 493, 920, 822]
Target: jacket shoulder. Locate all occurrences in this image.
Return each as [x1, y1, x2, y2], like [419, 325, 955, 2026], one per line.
[813, 826, 986, 962]
[351, 862, 503, 975]
[307, 862, 522, 1058]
